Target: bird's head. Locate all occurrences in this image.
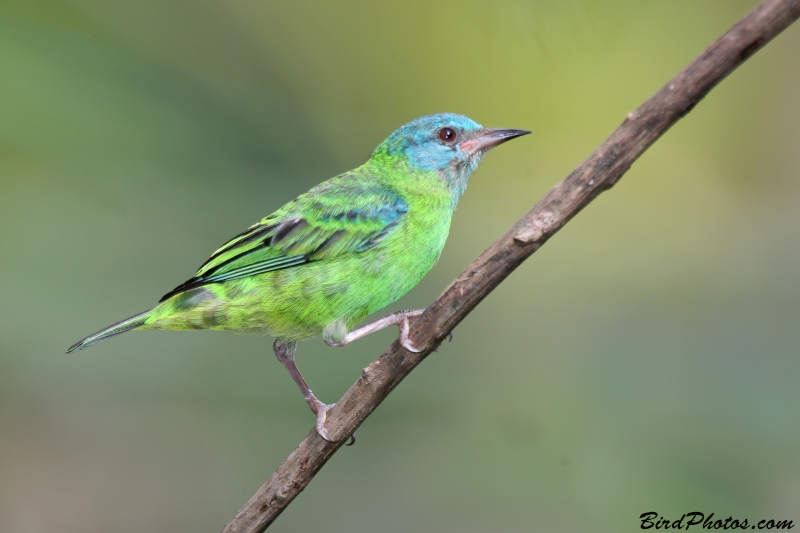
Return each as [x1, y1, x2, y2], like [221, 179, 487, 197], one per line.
[373, 113, 530, 204]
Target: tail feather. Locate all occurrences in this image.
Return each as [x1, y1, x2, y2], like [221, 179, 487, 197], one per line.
[66, 310, 151, 353]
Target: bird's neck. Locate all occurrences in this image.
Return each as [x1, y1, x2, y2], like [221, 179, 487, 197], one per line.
[368, 150, 480, 209]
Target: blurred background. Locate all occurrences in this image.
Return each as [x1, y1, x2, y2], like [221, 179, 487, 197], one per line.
[1, 1, 799, 531]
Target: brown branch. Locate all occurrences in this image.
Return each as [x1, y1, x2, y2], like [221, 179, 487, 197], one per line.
[222, 1, 800, 531]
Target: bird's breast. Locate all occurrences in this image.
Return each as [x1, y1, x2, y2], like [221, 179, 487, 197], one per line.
[370, 190, 452, 293]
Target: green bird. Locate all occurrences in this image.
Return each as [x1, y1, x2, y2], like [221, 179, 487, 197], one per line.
[68, 113, 529, 441]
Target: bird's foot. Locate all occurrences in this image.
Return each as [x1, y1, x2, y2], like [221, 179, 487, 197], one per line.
[398, 310, 424, 353]
[310, 398, 336, 442]
[310, 399, 356, 444]
[324, 309, 425, 353]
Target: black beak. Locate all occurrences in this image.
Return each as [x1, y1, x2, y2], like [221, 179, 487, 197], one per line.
[460, 128, 531, 156]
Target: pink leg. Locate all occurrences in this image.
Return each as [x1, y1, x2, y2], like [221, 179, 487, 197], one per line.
[273, 340, 335, 442]
[325, 310, 425, 353]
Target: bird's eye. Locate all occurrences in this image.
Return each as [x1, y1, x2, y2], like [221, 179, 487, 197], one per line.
[438, 127, 457, 143]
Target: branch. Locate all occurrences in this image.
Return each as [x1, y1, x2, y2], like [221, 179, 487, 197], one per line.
[223, 1, 800, 531]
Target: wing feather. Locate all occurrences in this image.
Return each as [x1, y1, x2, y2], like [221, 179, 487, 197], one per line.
[159, 175, 407, 302]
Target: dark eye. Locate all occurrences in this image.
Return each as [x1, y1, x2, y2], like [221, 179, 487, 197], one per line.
[438, 127, 457, 143]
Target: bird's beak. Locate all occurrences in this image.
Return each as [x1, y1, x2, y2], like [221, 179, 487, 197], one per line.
[460, 128, 531, 156]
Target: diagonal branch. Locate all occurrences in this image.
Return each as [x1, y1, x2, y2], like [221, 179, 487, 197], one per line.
[222, 1, 800, 531]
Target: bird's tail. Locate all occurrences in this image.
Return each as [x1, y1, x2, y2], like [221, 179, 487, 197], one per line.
[66, 310, 151, 353]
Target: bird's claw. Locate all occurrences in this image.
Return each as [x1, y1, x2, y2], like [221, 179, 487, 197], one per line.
[311, 400, 336, 442]
[432, 331, 455, 352]
[399, 313, 423, 353]
[312, 401, 356, 445]
[400, 336, 423, 353]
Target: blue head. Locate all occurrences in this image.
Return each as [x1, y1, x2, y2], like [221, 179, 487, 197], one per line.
[374, 113, 530, 204]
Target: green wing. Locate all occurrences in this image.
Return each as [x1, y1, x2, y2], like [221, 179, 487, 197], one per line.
[160, 176, 407, 301]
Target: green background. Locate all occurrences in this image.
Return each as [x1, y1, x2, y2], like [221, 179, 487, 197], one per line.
[1, 1, 799, 531]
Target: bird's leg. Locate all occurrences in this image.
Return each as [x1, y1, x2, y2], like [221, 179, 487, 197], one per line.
[273, 340, 335, 442]
[325, 310, 425, 353]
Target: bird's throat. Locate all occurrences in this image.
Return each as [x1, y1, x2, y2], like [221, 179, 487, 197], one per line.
[441, 154, 482, 208]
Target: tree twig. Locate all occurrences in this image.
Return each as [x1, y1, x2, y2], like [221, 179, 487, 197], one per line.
[222, 1, 800, 531]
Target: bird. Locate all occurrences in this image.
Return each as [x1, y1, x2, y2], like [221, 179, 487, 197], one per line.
[67, 113, 530, 441]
